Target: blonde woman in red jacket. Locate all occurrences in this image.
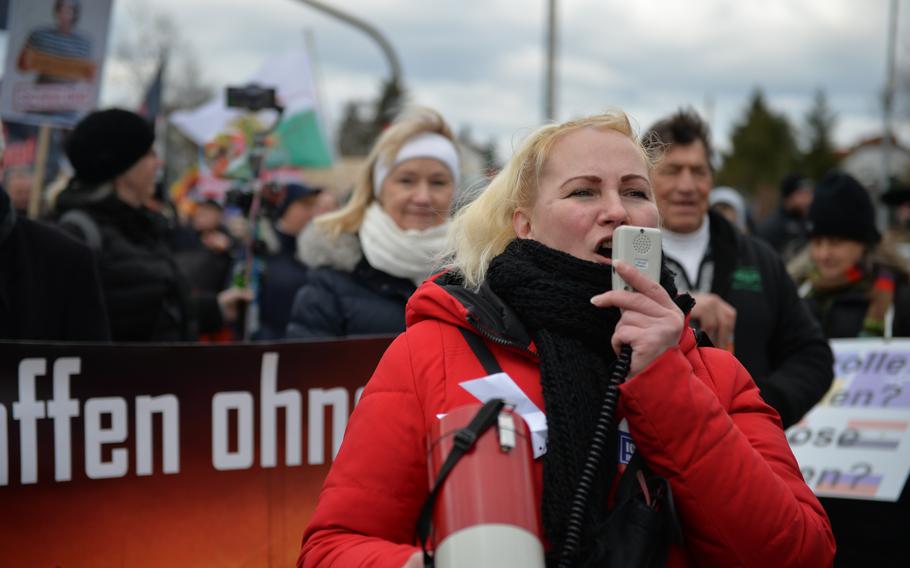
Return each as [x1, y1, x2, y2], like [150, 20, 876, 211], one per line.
[300, 111, 835, 567]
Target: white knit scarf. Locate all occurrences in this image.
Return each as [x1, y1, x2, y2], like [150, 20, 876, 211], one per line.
[359, 202, 448, 286]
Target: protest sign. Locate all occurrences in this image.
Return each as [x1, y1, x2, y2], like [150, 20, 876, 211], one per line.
[787, 338, 910, 502]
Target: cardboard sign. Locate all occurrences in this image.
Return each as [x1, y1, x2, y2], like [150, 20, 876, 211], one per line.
[787, 338, 910, 502]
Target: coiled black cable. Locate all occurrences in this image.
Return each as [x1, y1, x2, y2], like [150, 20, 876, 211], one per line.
[558, 343, 633, 568]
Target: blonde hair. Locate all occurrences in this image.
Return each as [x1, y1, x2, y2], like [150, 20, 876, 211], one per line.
[314, 106, 457, 238]
[444, 110, 651, 289]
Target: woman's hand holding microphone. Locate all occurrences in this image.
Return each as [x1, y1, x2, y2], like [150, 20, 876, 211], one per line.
[590, 260, 684, 377]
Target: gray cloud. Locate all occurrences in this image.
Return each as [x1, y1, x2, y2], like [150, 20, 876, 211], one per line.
[26, 0, 907, 160]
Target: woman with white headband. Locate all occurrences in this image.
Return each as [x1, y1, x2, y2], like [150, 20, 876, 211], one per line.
[286, 107, 460, 339]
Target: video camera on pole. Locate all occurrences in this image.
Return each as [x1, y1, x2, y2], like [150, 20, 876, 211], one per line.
[224, 83, 283, 340]
[226, 84, 278, 113]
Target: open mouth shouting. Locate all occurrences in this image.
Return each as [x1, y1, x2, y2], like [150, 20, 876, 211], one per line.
[594, 239, 613, 263]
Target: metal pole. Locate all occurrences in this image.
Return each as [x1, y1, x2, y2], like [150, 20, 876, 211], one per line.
[28, 124, 52, 219]
[290, 0, 402, 87]
[304, 28, 335, 160]
[879, 0, 899, 232]
[544, 0, 557, 122]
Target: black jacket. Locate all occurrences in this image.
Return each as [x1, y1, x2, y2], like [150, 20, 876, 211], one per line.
[670, 211, 834, 428]
[0, 189, 110, 341]
[286, 257, 415, 339]
[286, 223, 419, 340]
[803, 266, 910, 339]
[56, 191, 222, 342]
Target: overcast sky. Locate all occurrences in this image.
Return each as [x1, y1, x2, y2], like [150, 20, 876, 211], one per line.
[6, 0, 910, 162]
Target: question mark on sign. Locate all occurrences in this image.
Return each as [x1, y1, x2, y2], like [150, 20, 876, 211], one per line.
[850, 462, 873, 490]
[882, 385, 902, 407]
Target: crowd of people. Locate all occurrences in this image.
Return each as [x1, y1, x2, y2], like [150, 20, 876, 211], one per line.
[2, 102, 909, 566]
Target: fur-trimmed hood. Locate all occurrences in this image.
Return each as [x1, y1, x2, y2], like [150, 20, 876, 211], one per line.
[296, 222, 362, 273]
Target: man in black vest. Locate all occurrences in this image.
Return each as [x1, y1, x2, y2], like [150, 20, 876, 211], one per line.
[643, 109, 833, 428]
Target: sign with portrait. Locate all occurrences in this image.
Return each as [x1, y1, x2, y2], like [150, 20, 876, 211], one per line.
[0, 0, 113, 128]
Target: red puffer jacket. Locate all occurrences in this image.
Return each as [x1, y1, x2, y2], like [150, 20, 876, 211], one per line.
[300, 273, 835, 567]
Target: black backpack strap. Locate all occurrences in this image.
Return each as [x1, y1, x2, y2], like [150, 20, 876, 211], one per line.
[416, 398, 506, 567]
[59, 209, 102, 252]
[458, 326, 503, 375]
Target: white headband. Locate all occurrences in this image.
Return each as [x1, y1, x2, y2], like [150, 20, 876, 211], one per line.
[372, 132, 460, 198]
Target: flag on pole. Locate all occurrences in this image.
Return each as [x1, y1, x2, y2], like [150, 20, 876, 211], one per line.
[170, 48, 332, 169]
[267, 104, 332, 168]
[257, 49, 332, 168]
[138, 56, 166, 123]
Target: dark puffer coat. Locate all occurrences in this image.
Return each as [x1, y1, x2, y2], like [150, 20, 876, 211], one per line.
[286, 224, 416, 339]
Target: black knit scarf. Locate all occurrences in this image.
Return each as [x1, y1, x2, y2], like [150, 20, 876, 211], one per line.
[485, 238, 679, 564]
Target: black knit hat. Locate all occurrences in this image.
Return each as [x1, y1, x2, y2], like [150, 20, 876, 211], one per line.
[808, 171, 881, 244]
[66, 109, 155, 184]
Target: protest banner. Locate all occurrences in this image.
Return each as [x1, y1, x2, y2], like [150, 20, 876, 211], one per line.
[787, 338, 910, 502]
[8, 335, 904, 565]
[0, 337, 392, 566]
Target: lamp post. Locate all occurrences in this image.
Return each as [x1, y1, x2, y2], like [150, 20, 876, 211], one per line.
[544, 0, 558, 122]
[291, 0, 404, 150]
[879, 0, 899, 232]
[291, 0, 402, 87]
